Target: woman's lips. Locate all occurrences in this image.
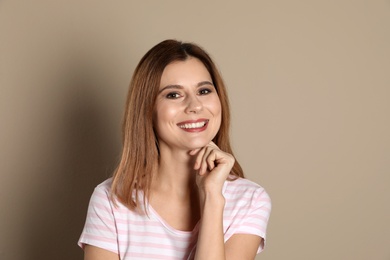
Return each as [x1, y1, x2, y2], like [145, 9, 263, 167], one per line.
[177, 119, 209, 132]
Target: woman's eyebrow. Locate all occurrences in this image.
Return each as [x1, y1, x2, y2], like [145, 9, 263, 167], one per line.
[158, 84, 183, 94]
[197, 81, 214, 87]
[159, 81, 214, 94]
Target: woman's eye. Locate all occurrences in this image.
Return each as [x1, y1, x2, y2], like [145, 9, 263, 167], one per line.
[166, 92, 181, 99]
[199, 88, 212, 95]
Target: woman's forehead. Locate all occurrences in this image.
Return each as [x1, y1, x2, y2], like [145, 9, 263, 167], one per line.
[160, 58, 212, 88]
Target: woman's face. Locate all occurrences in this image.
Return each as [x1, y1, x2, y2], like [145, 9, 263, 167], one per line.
[154, 57, 222, 152]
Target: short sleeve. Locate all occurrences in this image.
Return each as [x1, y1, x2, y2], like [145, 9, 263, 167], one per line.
[78, 184, 119, 254]
[240, 188, 271, 253]
[224, 182, 272, 254]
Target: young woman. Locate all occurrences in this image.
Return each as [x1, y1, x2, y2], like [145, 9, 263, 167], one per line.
[78, 39, 271, 260]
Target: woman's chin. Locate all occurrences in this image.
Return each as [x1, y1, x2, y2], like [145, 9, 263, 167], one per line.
[157, 136, 215, 153]
[185, 140, 212, 151]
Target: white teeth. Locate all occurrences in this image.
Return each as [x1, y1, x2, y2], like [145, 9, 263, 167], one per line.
[179, 121, 207, 129]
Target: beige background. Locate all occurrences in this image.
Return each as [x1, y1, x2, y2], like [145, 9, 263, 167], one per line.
[1, 1, 389, 259]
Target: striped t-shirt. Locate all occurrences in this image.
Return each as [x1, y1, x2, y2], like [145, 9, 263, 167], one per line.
[78, 177, 271, 259]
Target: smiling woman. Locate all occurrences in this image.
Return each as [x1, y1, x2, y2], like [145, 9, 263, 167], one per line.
[154, 58, 222, 152]
[78, 39, 271, 260]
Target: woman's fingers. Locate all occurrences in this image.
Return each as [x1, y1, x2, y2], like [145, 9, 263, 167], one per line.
[192, 147, 206, 170]
[189, 148, 201, 156]
[201, 143, 220, 175]
[200, 146, 214, 175]
[194, 142, 233, 176]
[191, 142, 214, 173]
[206, 150, 217, 172]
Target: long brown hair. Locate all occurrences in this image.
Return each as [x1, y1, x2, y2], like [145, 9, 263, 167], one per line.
[111, 39, 244, 210]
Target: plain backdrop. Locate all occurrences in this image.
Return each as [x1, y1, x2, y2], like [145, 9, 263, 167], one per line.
[1, 1, 389, 259]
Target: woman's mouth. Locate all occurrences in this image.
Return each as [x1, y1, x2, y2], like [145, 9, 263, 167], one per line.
[177, 119, 209, 132]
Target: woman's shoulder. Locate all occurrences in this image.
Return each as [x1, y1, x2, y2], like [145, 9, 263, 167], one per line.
[224, 176, 266, 191]
[91, 178, 138, 209]
[88, 178, 113, 201]
[224, 176, 270, 201]
[95, 177, 113, 191]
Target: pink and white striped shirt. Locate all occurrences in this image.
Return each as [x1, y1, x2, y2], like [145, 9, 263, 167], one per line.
[78, 177, 271, 259]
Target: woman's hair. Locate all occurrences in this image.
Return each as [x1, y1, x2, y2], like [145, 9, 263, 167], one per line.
[111, 39, 244, 210]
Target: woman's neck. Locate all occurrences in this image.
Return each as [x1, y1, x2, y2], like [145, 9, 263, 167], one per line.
[153, 147, 198, 198]
[149, 146, 202, 231]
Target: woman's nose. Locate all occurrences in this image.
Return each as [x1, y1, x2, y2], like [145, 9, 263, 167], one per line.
[184, 95, 203, 114]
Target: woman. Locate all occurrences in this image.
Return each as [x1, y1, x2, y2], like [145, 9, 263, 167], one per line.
[78, 39, 271, 260]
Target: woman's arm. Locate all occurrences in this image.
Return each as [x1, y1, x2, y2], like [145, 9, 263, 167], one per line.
[195, 186, 226, 259]
[84, 245, 120, 260]
[192, 142, 262, 260]
[225, 234, 263, 260]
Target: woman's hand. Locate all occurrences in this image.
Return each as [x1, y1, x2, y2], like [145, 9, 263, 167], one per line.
[190, 141, 235, 193]
[190, 142, 234, 259]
